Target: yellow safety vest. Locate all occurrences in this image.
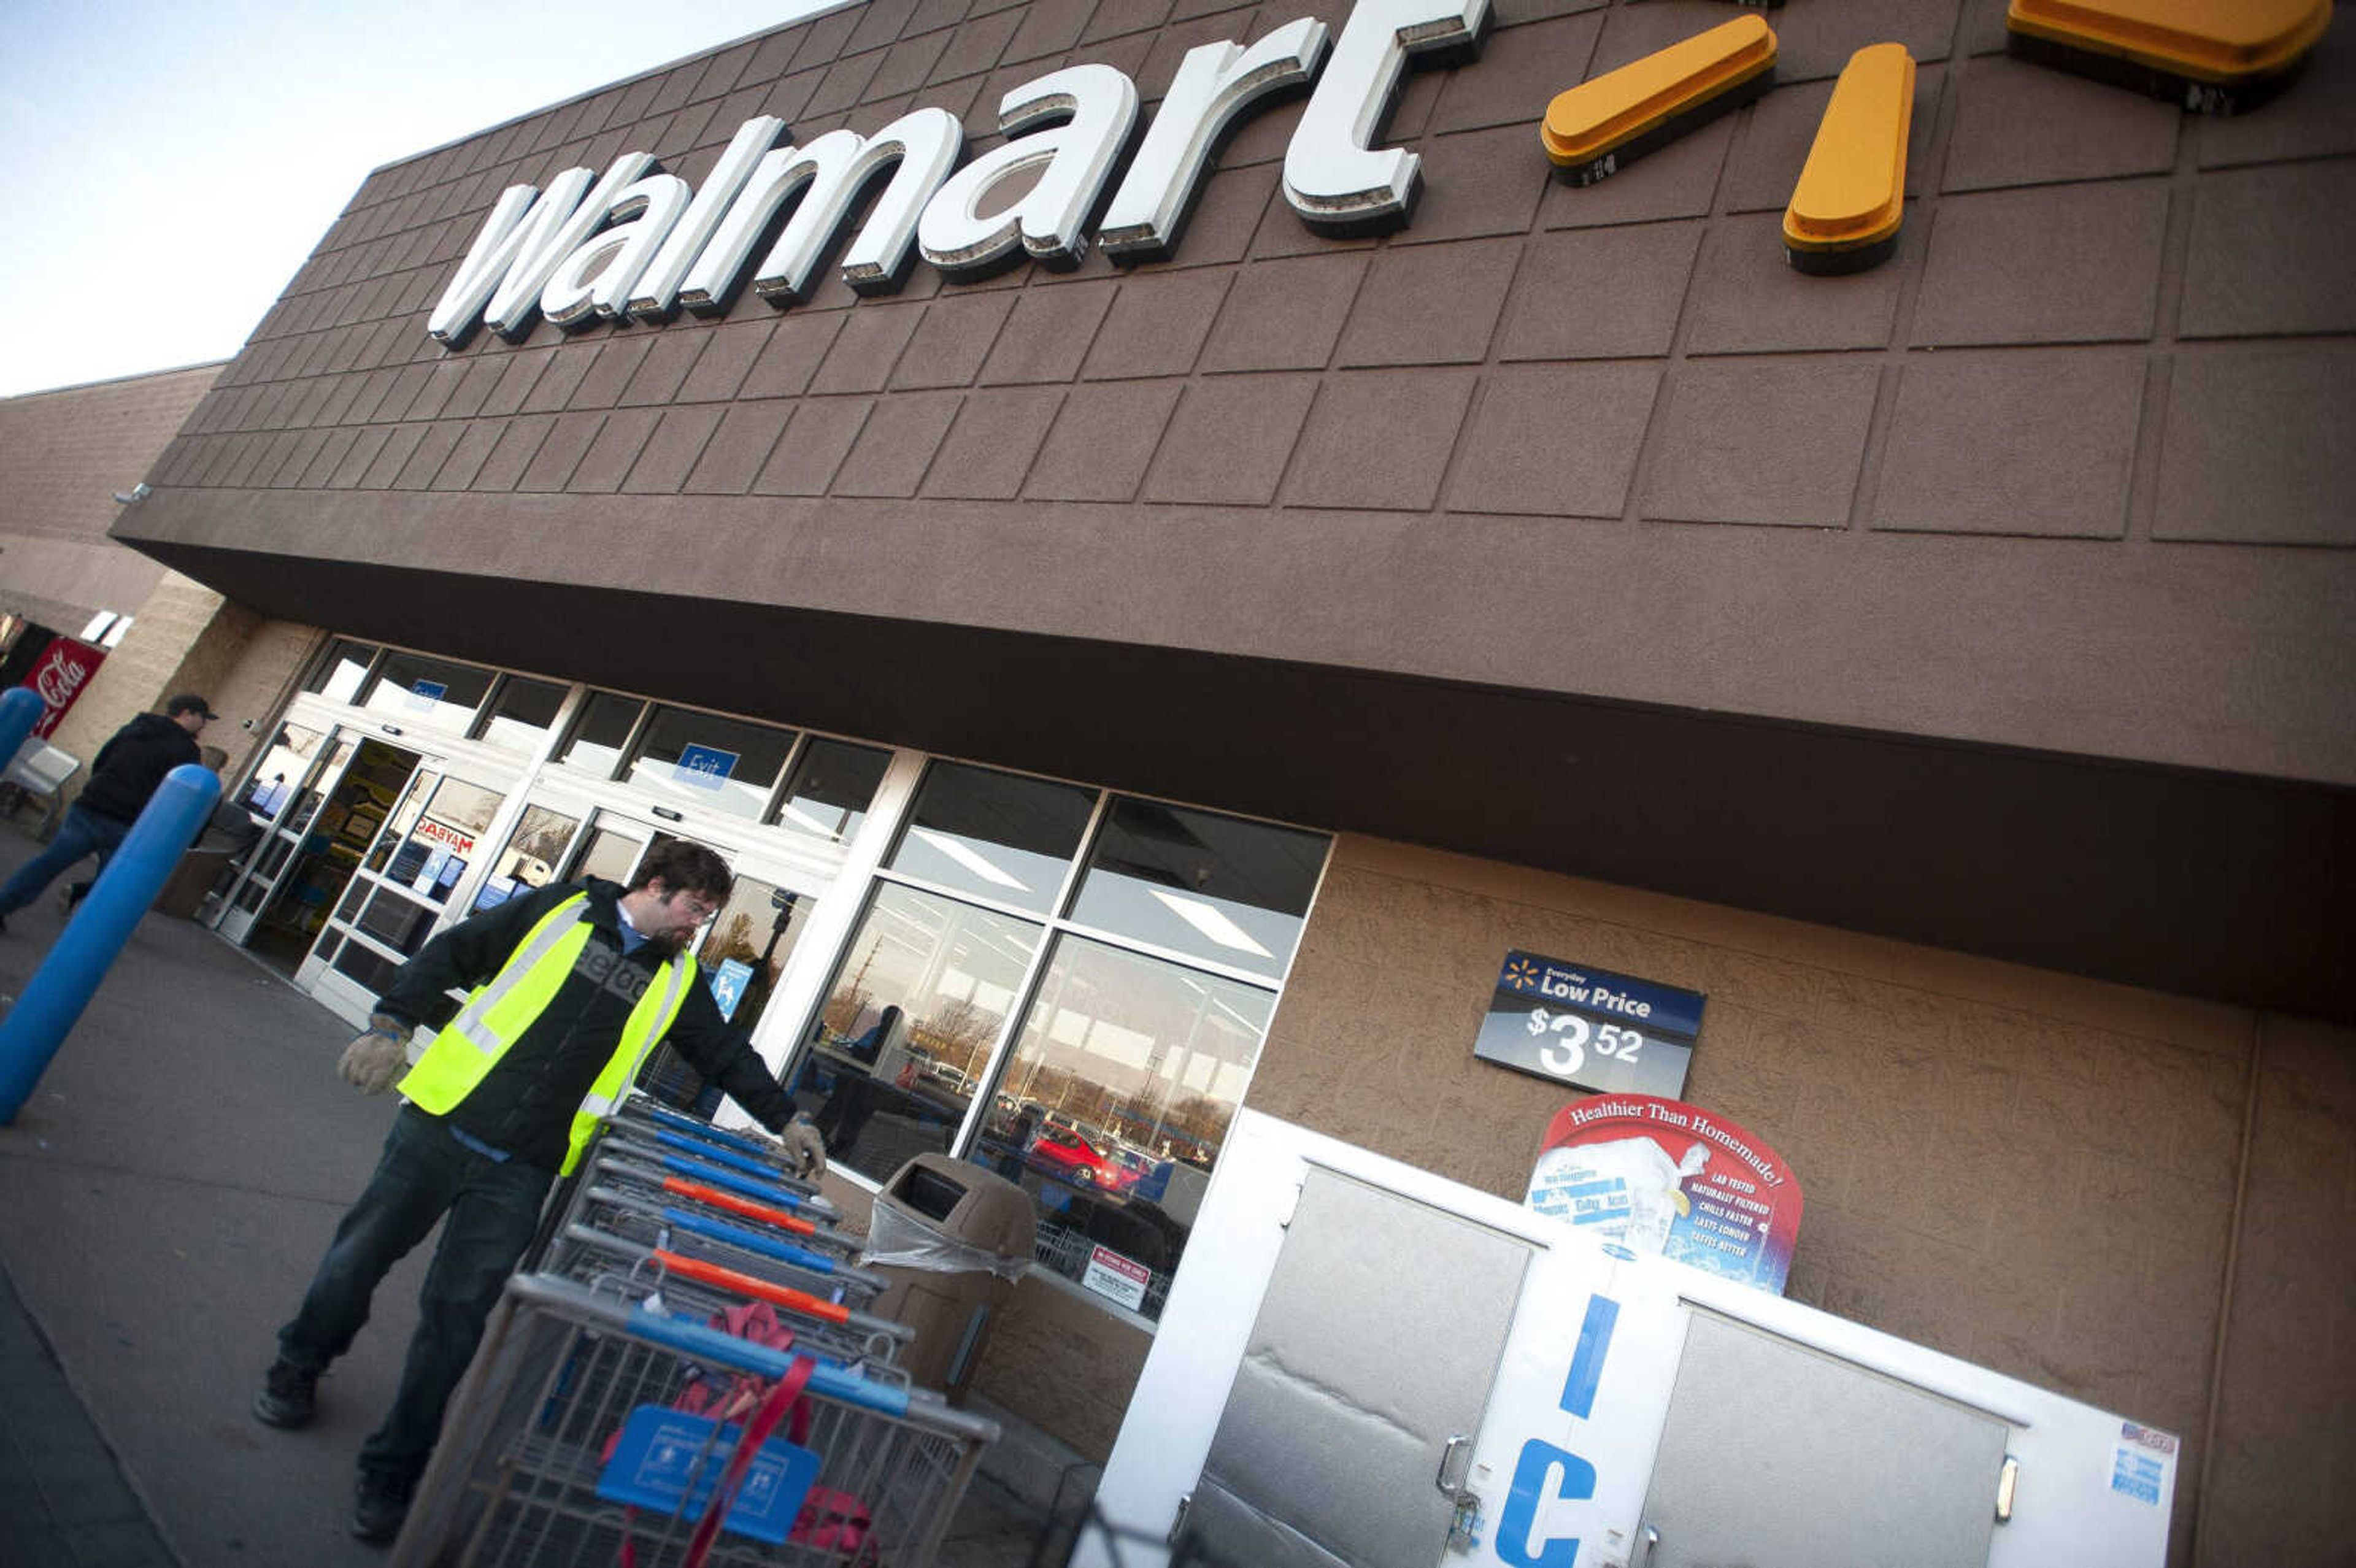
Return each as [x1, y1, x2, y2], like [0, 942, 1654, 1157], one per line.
[396, 893, 697, 1175]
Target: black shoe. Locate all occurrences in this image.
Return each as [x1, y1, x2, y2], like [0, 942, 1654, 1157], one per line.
[251, 1358, 318, 1429]
[61, 881, 88, 915]
[351, 1470, 415, 1544]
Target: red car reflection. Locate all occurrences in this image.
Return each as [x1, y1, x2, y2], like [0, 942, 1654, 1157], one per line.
[1026, 1129, 1141, 1191]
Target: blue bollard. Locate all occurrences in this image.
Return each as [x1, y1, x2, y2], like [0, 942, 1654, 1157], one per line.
[0, 762, 221, 1124]
[0, 687, 45, 777]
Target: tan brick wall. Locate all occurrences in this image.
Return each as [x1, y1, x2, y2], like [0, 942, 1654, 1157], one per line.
[0, 363, 220, 628]
[1253, 834, 2290, 1566]
[45, 578, 320, 797]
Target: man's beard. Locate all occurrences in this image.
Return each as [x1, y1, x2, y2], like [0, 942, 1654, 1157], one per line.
[642, 929, 693, 961]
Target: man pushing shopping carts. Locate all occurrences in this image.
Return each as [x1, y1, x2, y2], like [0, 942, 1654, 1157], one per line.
[250, 839, 827, 1543]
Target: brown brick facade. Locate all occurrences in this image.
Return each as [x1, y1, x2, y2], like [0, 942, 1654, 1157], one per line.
[120, 1, 2354, 783]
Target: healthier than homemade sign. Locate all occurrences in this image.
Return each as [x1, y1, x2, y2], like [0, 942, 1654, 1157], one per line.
[1526, 1093, 1802, 1293]
[1473, 950, 1703, 1099]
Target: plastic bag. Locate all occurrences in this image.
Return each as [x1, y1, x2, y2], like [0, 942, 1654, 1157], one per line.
[859, 1200, 1031, 1282]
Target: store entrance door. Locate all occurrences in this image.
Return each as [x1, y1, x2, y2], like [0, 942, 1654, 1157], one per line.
[229, 737, 422, 976]
[299, 750, 518, 1019]
[213, 721, 364, 947]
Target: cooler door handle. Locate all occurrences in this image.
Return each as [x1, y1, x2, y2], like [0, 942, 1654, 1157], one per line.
[1436, 1434, 1476, 1501]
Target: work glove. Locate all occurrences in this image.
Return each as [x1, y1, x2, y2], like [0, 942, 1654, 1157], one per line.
[777, 1114, 826, 1181]
[337, 1012, 411, 1094]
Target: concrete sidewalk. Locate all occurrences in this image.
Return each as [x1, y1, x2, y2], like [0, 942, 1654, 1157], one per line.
[0, 827, 1069, 1567]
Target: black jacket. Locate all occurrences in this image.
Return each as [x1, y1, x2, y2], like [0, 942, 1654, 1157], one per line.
[377, 877, 795, 1170]
[76, 712, 201, 823]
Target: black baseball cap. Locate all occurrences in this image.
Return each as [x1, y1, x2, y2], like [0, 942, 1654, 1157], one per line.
[166, 693, 220, 721]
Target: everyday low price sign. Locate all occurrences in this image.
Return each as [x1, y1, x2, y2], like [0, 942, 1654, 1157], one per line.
[1474, 950, 1703, 1099]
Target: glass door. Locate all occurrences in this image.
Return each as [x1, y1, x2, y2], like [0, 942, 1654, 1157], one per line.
[213, 722, 356, 945]
[299, 751, 515, 1017]
[229, 736, 420, 973]
[534, 805, 823, 1120]
[638, 855, 815, 1118]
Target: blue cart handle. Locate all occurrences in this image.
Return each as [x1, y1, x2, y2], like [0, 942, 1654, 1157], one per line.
[659, 1207, 848, 1275]
[621, 1100, 779, 1159]
[651, 1151, 818, 1211]
[633, 1130, 825, 1193]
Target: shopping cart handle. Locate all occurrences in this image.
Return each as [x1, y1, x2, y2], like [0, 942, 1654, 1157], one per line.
[656, 1177, 821, 1237]
[644, 1129, 799, 1185]
[625, 1300, 912, 1417]
[659, 1207, 843, 1275]
[622, 1099, 778, 1159]
[656, 1153, 818, 1211]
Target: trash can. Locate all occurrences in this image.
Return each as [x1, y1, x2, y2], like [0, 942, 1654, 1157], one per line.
[153, 847, 235, 919]
[863, 1153, 1035, 1401]
[154, 800, 263, 920]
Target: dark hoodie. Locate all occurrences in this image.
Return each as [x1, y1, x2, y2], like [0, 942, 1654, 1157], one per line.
[75, 712, 201, 824]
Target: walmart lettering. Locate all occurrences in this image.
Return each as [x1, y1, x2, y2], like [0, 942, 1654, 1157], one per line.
[428, 0, 1491, 347]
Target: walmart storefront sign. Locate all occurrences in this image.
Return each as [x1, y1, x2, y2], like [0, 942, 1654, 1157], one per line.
[428, 0, 1490, 347]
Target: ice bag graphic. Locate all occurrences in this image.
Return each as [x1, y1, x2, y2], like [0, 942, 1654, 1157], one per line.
[1528, 1136, 1707, 1254]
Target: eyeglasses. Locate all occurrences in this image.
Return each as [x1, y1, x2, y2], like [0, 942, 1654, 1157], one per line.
[667, 891, 722, 923]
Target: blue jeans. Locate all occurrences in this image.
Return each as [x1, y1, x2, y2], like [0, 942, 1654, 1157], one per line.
[278, 1105, 554, 1484]
[0, 804, 130, 918]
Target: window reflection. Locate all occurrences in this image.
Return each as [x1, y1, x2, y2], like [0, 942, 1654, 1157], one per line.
[472, 802, 581, 913]
[477, 676, 569, 752]
[885, 761, 1096, 915]
[366, 774, 503, 905]
[302, 640, 376, 702]
[571, 824, 645, 885]
[774, 737, 891, 844]
[622, 705, 796, 821]
[557, 691, 645, 775]
[977, 934, 1272, 1320]
[641, 878, 811, 1118]
[1066, 799, 1325, 979]
[360, 651, 495, 729]
[355, 886, 440, 955]
[237, 723, 328, 823]
[332, 939, 401, 995]
[786, 883, 1042, 1186]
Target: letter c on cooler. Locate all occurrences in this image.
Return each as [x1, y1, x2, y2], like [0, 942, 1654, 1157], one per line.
[1496, 1439, 1593, 1568]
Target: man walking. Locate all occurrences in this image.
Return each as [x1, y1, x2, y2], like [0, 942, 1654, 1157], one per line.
[0, 691, 215, 931]
[251, 839, 826, 1543]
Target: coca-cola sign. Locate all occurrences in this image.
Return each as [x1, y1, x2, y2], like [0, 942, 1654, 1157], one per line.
[24, 638, 106, 738]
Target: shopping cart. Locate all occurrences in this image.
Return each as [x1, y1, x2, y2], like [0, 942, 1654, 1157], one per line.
[551, 1185, 889, 1310]
[393, 1273, 999, 1568]
[524, 1116, 850, 1275]
[592, 1132, 839, 1219]
[569, 1150, 857, 1253]
[606, 1098, 835, 1207]
[542, 1223, 909, 1370]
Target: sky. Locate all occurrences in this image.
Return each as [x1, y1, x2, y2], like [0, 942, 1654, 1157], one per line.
[0, 0, 848, 399]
